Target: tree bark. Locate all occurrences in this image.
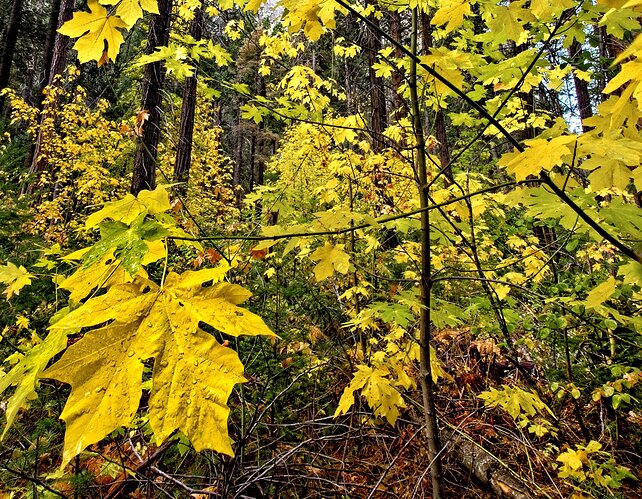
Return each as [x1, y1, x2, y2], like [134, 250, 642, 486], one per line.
[233, 102, 243, 188]
[389, 11, 406, 120]
[0, 0, 25, 111]
[253, 73, 266, 189]
[447, 431, 535, 499]
[568, 41, 592, 130]
[131, 0, 174, 195]
[173, 3, 204, 198]
[38, 0, 63, 108]
[365, 0, 387, 152]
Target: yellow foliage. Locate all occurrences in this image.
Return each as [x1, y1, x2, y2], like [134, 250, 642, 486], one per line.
[5, 74, 133, 243]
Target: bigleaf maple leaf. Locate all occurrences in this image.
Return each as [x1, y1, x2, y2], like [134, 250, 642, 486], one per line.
[58, 0, 128, 64]
[42, 266, 275, 465]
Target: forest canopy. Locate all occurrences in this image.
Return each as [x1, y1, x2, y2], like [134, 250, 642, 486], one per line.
[0, 0, 642, 497]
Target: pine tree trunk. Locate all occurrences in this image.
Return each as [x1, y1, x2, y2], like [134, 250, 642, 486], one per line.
[0, 0, 25, 111]
[233, 103, 243, 188]
[389, 11, 406, 120]
[131, 0, 174, 195]
[568, 41, 593, 131]
[366, 0, 387, 152]
[253, 74, 266, 189]
[173, 4, 204, 198]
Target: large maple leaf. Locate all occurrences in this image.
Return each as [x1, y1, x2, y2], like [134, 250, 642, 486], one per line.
[42, 266, 275, 465]
[58, 0, 128, 64]
[100, 0, 159, 27]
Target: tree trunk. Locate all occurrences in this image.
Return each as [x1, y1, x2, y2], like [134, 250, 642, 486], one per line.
[411, 10, 444, 499]
[389, 11, 406, 120]
[38, 0, 63, 108]
[0, 0, 25, 111]
[253, 74, 266, 189]
[131, 0, 174, 195]
[365, 1, 387, 152]
[173, 3, 204, 198]
[233, 103, 243, 188]
[420, 13, 453, 184]
[568, 41, 592, 131]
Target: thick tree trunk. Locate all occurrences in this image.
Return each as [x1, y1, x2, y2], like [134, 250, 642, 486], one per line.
[568, 41, 593, 131]
[389, 11, 406, 120]
[131, 0, 174, 195]
[233, 104, 243, 188]
[38, 0, 63, 108]
[0, 0, 25, 110]
[173, 4, 204, 198]
[365, 1, 387, 152]
[248, 131, 256, 192]
[253, 74, 266, 189]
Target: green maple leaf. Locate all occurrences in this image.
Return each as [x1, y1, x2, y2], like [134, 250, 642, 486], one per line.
[0, 262, 34, 299]
[486, 4, 535, 44]
[83, 215, 168, 277]
[42, 266, 275, 466]
[241, 104, 265, 124]
[369, 302, 414, 328]
[58, 0, 128, 64]
[309, 242, 351, 281]
[599, 8, 641, 38]
[505, 186, 599, 235]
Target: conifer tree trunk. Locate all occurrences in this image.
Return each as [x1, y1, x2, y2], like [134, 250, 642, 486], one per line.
[0, 0, 25, 111]
[253, 74, 266, 189]
[233, 103, 243, 188]
[131, 0, 174, 195]
[568, 41, 593, 131]
[365, 1, 387, 152]
[46, 0, 74, 86]
[173, 3, 203, 198]
[389, 11, 406, 119]
[38, 0, 63, 108]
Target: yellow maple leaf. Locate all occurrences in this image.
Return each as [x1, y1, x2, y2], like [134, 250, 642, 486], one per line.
[432, 0, 471, 34]
[585, 276, 618, 308]
[500, 135, 576, 181]
[334, 365, 405, 425]
[100, 0, 159, 27]
[0, 262, 34, 299]
[309, 242, 351, 281]
[58, 0, 128, 64]
[43, 266, 275, 465]
[85, 185, 171, 229]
